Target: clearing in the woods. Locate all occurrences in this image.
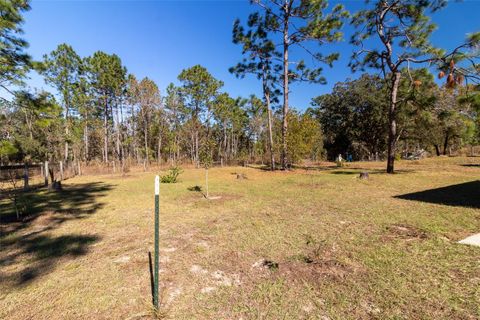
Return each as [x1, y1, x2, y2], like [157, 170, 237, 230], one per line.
[1, 157, 479, 319]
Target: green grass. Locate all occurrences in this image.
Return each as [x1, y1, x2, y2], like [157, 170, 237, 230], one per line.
[1, 157, 480, 319]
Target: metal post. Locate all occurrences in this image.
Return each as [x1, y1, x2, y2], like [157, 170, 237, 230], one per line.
[44, 161, 49, 187]
[60, 161, 64, 181]
[153, 175, 160, 309]
[23, 163, 29, 190]
[23, 163, 28, 190]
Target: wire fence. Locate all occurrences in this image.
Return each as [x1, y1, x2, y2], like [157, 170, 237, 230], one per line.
[0, 161, 80, 194]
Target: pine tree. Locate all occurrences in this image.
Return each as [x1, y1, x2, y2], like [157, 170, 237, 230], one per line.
[349, 0, 466, 173]
[39, 44, 82, 162]
[178, 65, 223, 166]
[0, 0, 30, 94]
[87, 51, 127, 163]
[252, 0, 348, 169]
[231, 12, 281, 170]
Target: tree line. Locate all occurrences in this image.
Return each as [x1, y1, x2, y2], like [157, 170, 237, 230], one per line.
[0, 0, 479, 173]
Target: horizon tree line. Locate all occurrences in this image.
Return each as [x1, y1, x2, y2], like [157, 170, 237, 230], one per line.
[0, 0, 479, 173]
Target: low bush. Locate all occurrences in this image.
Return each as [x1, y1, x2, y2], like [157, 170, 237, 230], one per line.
[336, 158, 345, 167]
[160, 166, 183, 183]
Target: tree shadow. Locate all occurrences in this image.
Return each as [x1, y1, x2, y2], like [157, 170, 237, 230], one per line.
[245, 164, 275, 171]
[0, 182, 113, 288]
[327, 168, 414, 175]
[0, 233, 100, 287]
[291, 164, 337, 171]
[394, 180, 480, 209]
[1, 182, 113, 232]
[187, 185, 206, 198]
[247, 163, 416, 175]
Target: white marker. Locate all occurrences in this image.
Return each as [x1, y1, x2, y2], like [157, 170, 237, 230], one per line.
[155, 175, 160, 195]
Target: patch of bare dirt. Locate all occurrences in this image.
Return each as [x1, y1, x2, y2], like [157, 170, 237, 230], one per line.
[33, 211, 56, 226]
[384, 223, 428, 241]
[106, 174, 134, 180]
[180, 192, 242, 204]
[279, 259, 353, 283]
[295, 182, 327, 189]
[249, 250, 364, 285]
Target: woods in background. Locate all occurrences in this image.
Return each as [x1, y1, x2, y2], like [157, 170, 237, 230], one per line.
[0, 0, 479, 172]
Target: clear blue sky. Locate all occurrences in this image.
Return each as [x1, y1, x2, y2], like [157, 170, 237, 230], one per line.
[20, 0, 480, 111]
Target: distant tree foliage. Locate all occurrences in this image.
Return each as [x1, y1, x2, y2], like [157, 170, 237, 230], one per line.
[0, 0, 31, 93]
[350, 0, 480, 172]
[312, 69, 479, 160]
[1, 0, 479, 170]
[230, 12, 280, 170]
[251, 0, 348, 169]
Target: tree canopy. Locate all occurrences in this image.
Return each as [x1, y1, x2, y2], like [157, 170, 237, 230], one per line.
[1, 0, 479, 171]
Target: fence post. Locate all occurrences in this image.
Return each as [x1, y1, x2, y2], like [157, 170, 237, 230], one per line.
[44, 161, 49, 187]
[60, 161, 64, 181]
[153, 175, 160, 310]
[23, 163, 29, 190]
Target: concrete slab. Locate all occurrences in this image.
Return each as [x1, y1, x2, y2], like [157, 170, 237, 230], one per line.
[458, 233, 480, 247]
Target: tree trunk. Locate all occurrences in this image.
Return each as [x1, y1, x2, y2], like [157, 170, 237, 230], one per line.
[190, 131, 195, 163]
[84, 116, 89, 162]
[104, 98, 109, 163]
[386, 72, 401, 174]
[173, 135, 177, 162]
[64, 139, 69, 163]
[261, 60, 276, 171]
[443, 132, 449, 155]
[264, 80, 275, 171]
[223, 121, 227, 165]
[44, 161, 49, 187]
[195, 129, 199, 168]
[64, 101, 69, 162]
[144, 120, 149, 167]
[130, 103, 139, 164]
[434, 144, 441, 156]
[157, 134, 162, 165]
[115, 105, 121, 163]
[281, 1, 290, 170]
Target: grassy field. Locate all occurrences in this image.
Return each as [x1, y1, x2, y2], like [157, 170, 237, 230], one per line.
[1, 157, 479, 319]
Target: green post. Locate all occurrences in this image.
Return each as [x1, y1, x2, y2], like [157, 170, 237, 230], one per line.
[154, 175, 160, 309]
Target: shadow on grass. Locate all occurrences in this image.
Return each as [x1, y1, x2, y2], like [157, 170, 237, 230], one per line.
[0, 234, 100, 286]
[245, 164, 275, 171]
[1, 182, 112, 223]
[0, 181, 113, 287]
[247, 163, 416, 175]
[249, 164, 353, 172]
[461, 164, 480, 167]
[394, 180, 480, 209]
[291, 165, 337, 171]
[327, 168, 415, 175]
[187, 185, 206, 198]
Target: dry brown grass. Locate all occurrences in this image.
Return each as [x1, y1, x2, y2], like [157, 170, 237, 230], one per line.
[1, 156, 479, 319]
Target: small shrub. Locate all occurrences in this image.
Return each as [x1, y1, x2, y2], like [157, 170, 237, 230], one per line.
[336, 158, 345, 167]
[160, 166, 183, 183]
[122, 162, 130, 174]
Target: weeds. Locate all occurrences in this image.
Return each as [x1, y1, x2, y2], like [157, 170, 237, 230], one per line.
[160, 166, 183, 183]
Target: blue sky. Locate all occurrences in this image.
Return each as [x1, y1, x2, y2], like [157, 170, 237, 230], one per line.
[20, 0, 480, 110]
